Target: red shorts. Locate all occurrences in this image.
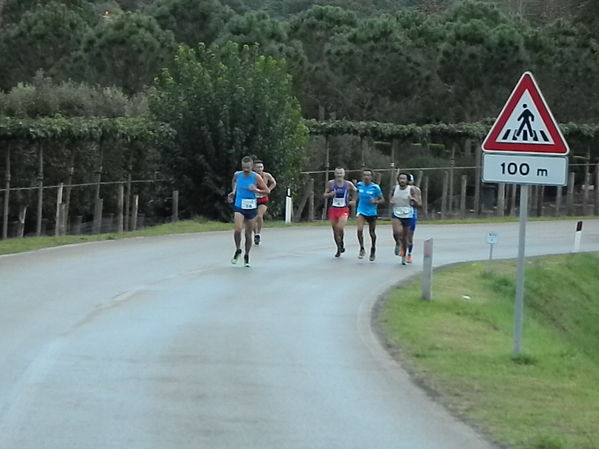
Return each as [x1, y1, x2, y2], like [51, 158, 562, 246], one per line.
[328, 206, 350, 222]
[257, 196, 269, 205]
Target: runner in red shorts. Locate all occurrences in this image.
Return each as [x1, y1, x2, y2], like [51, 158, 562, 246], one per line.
[323, 167, 356, 257]
[252, 160, 277, 246]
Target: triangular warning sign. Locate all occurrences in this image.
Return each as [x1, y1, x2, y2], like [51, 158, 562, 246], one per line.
[482, 72, 569, 155]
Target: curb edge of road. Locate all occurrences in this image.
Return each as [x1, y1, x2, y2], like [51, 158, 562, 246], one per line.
[370, 264, 505, 449]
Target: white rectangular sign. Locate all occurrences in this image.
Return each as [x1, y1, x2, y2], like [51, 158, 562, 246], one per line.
[487, 232, 498, 245]
[482, 153, 568, 186]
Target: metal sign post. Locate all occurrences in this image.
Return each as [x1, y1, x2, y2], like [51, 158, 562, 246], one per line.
[513, 185, 528, 355]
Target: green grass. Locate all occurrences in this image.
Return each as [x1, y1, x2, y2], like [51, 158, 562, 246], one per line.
[377, 254, 599, 449]
[1, 215, 596, 257]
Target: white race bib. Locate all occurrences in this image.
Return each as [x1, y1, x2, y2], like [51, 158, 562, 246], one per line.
[241, 198, 257, 210]
[332, 197, 346, 207]
[394, 206, 413, 218]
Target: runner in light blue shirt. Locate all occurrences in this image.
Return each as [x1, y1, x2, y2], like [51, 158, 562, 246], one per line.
[356, 169, 384, 261]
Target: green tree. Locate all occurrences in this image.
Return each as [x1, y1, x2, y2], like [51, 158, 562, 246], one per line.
[0, 1, 91, 89]
[149, 42, 307, 219]
[0, 0, 94, 27]
[74, 12, 176, 93]
[148, 0, 233, 47]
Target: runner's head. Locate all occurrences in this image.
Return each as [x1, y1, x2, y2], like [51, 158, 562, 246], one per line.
[398, 172, 409, 187]
[408, 174, 415, 186]
[334, 167, 346, 181]
[241, 156, 253, 173]
[362, 168, 373, 184]
[253, 159, 264, 174]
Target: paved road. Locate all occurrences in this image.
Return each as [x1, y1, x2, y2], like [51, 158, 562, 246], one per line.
[0, 220, 597, 449]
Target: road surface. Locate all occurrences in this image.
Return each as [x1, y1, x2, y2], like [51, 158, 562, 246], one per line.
[0, 220, 597, 449]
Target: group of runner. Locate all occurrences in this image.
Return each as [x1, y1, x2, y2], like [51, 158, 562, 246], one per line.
[227, 156, 421, 267]
[324, 168, 421, 265]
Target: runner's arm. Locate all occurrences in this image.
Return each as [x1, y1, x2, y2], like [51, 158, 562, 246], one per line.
[227, 173, 237, 203]
[253, 175, 270, 195]
[409, 187, 422, 208]
[323, 181, 334, 198]
[348, 182, 357, 207]
[267, 173, 277, 192]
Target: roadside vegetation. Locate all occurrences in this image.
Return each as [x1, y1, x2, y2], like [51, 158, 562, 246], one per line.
[378, 253, 599, 449]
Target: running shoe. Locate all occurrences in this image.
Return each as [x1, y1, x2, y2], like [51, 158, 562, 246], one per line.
[399, 247, 406, 257]
[394, 244, 400, 256]
[406, 254, 413, 264]
[369, 248, 376, 262]
[358, 247, 365, 259]
[244, 254, 250, 268]
[401, 256, 407, 266]
[231, 249, 242, 264]
[340, 243, 346, 253]
[254, 234, 261, 245]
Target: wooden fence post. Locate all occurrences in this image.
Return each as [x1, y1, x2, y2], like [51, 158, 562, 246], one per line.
[459, 174, 467, 218]
[422, 176, 429, 219]
[64, 149, 75, 231]
[474, 143, 482, 216]
[555, 186, 562, 217]
[55, 183, 64, 237]
[497, 184, 505, 217]
[17, 205, 27, 238]
[449, 145, 455, 213]
[36, 145, 44, 236]
[92, 198, 103, 234]
[117, 183, 124, 233]
[124, 159, 133, 231]
[172, 190, 179, 223]
[567, 172, 576, 216]
[2, 146, 10, 240]
[131, 195, 139, 231]
[441, 170, 449, 219]
[583, 171, 591, 216]
[595, 163, 599, 216]
[537, 186, 545, 217]
[322, 135, 330, 220]
[308, 177, 315, 222]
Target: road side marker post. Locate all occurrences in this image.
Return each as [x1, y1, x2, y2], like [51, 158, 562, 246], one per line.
[482, 71, 569, 356]
[422, 238, 433, 301]
[573, 220, 583, 252]
[285, 188, 293, 224]
[486, 231, 498, 273]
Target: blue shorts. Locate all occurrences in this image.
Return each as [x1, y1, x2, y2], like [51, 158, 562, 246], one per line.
[392, 215, 412, 227]
[234, 206, 258, 220]
[410, 215, 418, 232]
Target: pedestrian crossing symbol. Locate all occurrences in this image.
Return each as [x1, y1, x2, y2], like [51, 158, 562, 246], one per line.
[482, 72, 569, 155]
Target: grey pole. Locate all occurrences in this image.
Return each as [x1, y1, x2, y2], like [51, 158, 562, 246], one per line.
[513, 184, 529, 355]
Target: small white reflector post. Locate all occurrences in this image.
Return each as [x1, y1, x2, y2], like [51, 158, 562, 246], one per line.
[573, 220, 583, 252]
[285, 188, 293, 224]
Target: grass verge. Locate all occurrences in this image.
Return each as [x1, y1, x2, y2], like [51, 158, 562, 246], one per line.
[377, 253, 599, 449]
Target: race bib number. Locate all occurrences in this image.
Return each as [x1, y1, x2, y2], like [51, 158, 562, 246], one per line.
[241, 198, 257, 210]
[394, 206, 413, 218]
[332, 197, 346, 207]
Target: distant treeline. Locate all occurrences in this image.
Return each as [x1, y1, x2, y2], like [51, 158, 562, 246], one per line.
[0, 0, 597, 124]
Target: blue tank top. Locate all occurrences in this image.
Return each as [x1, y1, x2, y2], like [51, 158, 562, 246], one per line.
[235, 171, 259, 210]
[331, 181, 349, 208]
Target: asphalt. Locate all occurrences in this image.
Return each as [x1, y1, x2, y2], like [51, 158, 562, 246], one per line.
[0, 220, 597, 449]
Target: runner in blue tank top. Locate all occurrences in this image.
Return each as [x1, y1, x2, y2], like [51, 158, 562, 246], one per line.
[356, 169, 384, 261]
[227, 156, 270, 267]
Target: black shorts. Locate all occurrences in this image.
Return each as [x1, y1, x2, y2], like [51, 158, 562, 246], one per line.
[234, 206, 258, 220]
[392, 216, 412, 227]
[358, 214, 377, 224]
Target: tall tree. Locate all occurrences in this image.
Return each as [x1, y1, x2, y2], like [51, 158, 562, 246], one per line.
[148, 0, 233, 47]
[150, 42, 307, 219]
[0, 1, 91, 90]
[74, 12, 176, 93]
